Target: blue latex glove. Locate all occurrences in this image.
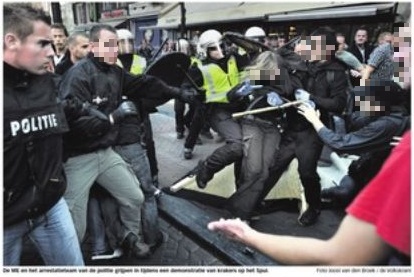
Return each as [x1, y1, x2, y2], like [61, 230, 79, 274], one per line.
[227, 80, 262, 101]
[266, 92, 284, 106]
[294, 88, 311, 101]
[235, 80, 263, 97]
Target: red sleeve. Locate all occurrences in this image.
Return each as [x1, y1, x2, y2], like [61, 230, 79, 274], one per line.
[346, 131, 411, 256]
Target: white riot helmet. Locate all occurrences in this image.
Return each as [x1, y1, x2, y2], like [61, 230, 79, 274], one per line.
[116, 29, 134, 54]
[176, 39, 190, 55]
[245, 26, 266, 43]
[197, 29, 224, 60]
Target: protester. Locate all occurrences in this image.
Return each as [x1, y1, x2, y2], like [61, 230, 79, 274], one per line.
[3, 3, 84, 266]
[208, 130, 410, 265]
[260, 27, 348, 226]
[224, 51, 296, 221]
[298, 80, 409, 206]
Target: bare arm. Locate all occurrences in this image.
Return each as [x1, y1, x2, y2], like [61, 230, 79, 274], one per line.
[208, 216, 391, 265]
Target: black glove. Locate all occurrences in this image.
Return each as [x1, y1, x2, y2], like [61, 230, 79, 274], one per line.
[180, 87, 200, 104]
[82, 102, 109, 121]
[109, 101, 138, 124]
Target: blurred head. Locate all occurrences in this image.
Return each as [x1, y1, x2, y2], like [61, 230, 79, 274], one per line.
[90, 24, 118, 65]
[4, 4, 54, 74]
[299, 27, 337, 61]
[354, 27, 368, 46]
[198, 29, 224, 60]
[336, 33, 347, 51]
[353, 82, 403, 116]
[245, 26, 266, 44]
[116, 28, 134, 55]
[67, 31, 90, 63]
[393, 22, 411, 89]
[245, 51, 284, 87]
[277, 36, 286, 48]
[51, 23, 68, 54]
[377, 31, 393, 45]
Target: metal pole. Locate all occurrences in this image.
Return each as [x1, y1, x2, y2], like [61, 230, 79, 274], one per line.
[179, 2, 186, 38]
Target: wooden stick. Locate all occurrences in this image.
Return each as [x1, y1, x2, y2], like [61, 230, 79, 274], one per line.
[232, 100, 303, 118]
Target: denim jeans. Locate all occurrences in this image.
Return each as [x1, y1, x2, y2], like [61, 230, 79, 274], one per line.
[114, 143, 160, 246]
[3, 198, 84, 266]
[63, 147, 144, 242]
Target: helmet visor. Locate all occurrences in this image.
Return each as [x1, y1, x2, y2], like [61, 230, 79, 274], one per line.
[118, 39, 134, 54]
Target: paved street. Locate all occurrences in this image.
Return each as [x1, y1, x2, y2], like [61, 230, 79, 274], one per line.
[21, 100, 227, 266]
[20, 99, 344, 266]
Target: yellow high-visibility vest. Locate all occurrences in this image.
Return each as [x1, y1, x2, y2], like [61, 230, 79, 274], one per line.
[116, 54, 146, 75]
[200, 56, 239, 103]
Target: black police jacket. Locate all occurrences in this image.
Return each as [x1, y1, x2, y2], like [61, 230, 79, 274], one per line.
[60, 53, 187, 152]
[3, 62, 69, 226]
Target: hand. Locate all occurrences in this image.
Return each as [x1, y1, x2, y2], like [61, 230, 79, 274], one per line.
[110, 100, 138, 124]
[83, 102, 109, 121]
[350, 69, 362, 78]
[266, 92, 284, 106]
[207, 218, 254, 242]
[180, 87, 201, 104]
[294, 89, 310, 101]
[297, 104, 320, 124]
[227, 80, 260, 102]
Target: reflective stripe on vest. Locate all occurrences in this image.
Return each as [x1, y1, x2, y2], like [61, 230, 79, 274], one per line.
[201, 56, 239, 103]
[116, 55, 146, 75]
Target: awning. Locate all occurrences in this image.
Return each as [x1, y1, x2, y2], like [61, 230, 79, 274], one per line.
[99, 18, 128, 27]
[266, 3, 396, 22]
[154, 2, 269, 29]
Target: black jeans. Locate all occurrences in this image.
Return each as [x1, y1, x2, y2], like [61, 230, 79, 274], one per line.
[261, 128, 324, 209]
[201, 105, 243, 181]
[184, 100, 210, 149]
[174, 99, 195, 133]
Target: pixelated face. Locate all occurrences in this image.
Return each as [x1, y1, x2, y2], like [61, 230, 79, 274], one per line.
[70, 36, 90, 61]
[299, 35, 335, 61]
[6, 20, 55, 74]
[393, 25, 411, 88]
[118, 39, 134, 55]
[92, 29, 118, 65]
[336, 35, 346, 51]
[354, 30, 368, 45]
[51, 28, 67, 51]
[248, 68, 282, 86]
[207, 42, 225, 60]
[354, 94, 388, 116]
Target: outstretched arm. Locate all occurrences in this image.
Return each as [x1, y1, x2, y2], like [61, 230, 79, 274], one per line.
[207, 215, 390, 265]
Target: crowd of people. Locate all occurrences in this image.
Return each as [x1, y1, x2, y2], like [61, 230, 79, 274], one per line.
[3, 3, 411, 266]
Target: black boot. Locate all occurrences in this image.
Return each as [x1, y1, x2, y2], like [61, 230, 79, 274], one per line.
[122, 233, 150, 259]
[195, 161, 213, 189]
[321, 175, 357, 207]
[298, 206, 321, 226]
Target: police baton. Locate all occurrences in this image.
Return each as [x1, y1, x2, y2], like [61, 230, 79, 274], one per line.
[232, 100, 303, 118]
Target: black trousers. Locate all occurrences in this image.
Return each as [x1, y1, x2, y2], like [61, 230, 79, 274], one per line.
[226, 119, 281, 220]
[260, 128, 324, 209]
[174, 99, 195, 133]
[202, 105, 243, 181]
[184, 100, 209, 150]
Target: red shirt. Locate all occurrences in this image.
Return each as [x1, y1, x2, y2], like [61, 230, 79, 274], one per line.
[347, 131, 411, 256]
